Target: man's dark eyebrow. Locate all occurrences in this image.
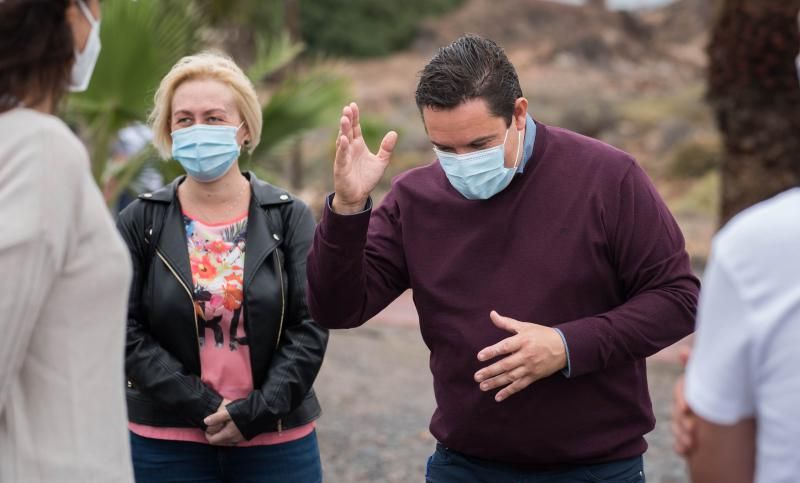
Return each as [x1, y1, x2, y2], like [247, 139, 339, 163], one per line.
[467, 135, 496, 145]
[433, 134, 496, 150]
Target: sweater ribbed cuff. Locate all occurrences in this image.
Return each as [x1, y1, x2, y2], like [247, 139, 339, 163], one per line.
[319, 193, 372, 249]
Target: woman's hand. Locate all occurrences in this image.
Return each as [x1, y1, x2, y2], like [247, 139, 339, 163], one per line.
[203, 399, 244, 446]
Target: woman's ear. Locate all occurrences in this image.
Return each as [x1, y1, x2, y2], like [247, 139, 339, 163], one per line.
[239, 123, 251, 148]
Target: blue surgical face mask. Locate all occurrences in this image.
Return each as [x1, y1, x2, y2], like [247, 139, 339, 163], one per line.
[434, 128, 523, 200]
[69, 0, 101, 92]
[171, 123, 243, 183]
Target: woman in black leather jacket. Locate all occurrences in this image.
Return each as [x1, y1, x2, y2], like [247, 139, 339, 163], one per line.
[117, 52, 328, 483]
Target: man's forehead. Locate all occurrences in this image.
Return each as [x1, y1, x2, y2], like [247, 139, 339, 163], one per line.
[422, 99, 506, 145]
[422, 98, 491, 121]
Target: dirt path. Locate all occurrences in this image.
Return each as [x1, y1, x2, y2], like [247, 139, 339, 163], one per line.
[314, 292, 690, 482]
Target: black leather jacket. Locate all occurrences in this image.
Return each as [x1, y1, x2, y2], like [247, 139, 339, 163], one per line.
[116, 172, 328, 440]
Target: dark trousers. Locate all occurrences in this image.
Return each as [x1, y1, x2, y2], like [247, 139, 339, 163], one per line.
[425, 443, 645, 483]
[129, 430, 322, 483]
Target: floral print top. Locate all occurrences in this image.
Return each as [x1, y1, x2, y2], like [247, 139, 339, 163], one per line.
[186, 213, 249, 353]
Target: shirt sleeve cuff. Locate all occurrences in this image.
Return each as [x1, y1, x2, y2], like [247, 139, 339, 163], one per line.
[326, 193, 372, 215]
[553, 327, 572, 378]
[318, 193, 373, 249]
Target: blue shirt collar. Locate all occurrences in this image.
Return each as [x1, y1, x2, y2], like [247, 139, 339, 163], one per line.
[517, 114, 536, 174]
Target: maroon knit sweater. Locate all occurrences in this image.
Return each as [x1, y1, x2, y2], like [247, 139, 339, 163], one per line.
[307, 122, 698, 467]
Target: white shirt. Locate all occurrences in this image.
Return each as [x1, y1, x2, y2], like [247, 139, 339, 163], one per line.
[686, 188, 800, 483]
[0, 108, 134, 482]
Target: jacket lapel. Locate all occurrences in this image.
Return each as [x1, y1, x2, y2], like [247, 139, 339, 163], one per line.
[154, 191, 194, 291]
[243, 190, 281, 289]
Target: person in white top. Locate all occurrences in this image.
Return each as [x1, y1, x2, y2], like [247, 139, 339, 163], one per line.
[680, 188, 800, 483]
[0, 1, 134, 482]
[671, 16, 800, 479]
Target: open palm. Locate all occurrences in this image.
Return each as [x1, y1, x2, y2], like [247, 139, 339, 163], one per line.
[333, 102, 397, 214]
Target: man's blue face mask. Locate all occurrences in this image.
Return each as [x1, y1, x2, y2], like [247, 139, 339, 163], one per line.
[434, 127, 523, 200]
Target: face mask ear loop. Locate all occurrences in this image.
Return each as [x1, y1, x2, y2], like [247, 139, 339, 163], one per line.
[77, 0, 99, 27]
[512, 128, 523, 170]
[237, 122, 248, 150]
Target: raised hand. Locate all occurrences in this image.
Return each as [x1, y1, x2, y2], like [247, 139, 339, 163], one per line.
[332, 102, 398, 214]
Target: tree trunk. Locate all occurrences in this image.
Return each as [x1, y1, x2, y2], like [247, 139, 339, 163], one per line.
[709, 0, 800, 225]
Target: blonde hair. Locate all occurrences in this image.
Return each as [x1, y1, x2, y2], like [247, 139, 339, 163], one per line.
[149, 51, 262, 159]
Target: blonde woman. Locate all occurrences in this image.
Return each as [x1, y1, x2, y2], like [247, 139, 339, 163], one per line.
[117, 52, 327, 482]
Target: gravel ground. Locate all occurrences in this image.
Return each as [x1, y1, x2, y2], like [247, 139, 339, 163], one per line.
[314, 321, 690, 483]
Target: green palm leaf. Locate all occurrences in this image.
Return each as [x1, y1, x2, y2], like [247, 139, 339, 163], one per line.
[256, 69, 349, 158]
[66, 0, 203, 184]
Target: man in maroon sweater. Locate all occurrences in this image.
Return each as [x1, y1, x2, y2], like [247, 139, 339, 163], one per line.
[307, 34, 698, 481]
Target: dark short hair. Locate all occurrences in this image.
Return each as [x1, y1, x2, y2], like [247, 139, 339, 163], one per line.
[415, 34, 523, 125]
[0, 0, 74, 114]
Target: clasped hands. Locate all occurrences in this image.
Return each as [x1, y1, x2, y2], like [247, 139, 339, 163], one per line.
[203, 398, 244, 446]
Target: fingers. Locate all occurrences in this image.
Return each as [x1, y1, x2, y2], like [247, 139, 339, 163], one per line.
[203, 409, 231, 428]
[335, 134, 350, 170]
[339, 112, 353, 144]
[495, 375, 535, 402]
[671, 376, 696, 456]
[205, 423, 224, 435]
[477, 365, 528, 392]
[377, 131, 398, 162]
[489, 311, 521, 335]
[673, 376, 688, 412]
[477, 335, 522, 363]
[475, 352, 524, 382]
[477, 311, 524, 362]
[335, 104, 355, 171]
[672, 416, 696, 455]
[206, 423, 238, 446]
[351, 102, 362, 139]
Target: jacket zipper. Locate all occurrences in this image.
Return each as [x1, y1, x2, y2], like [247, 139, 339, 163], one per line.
[273, 249, 286, 434]
[156, 250, 202, 365]
[273, 250, 286, 350]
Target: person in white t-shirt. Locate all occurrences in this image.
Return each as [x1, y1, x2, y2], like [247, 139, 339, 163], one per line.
[672, 188, 800, 483]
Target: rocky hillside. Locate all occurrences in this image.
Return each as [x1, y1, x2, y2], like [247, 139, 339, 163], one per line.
[300, 0, 718, 265]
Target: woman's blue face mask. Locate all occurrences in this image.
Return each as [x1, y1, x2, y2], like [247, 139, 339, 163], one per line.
[171, 123, 243, 183]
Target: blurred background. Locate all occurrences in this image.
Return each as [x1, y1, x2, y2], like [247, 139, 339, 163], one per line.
[65, 0, 800, 481]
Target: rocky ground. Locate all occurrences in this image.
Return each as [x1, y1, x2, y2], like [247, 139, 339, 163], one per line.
[314, 292, 691, 483]
[299, 0, 719, 269]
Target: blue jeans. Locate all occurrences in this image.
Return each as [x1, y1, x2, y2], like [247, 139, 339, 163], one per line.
[425, 443, 645, 483]
[129, 430, 322, 483]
